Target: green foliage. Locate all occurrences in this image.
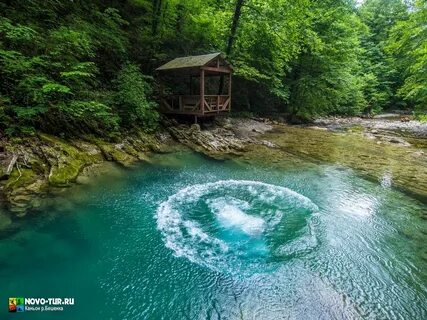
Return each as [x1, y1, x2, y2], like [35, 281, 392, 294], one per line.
[0, 17, 37, 44]
[0, 0, 423, 137]
[49, 27, 94, 59]
[287, 2, 367, 118]
[360, 72, 388, 114]
[414, 112, 427, 123]
[114, 64, 159, 130]
[359, 0, 409, 111]
[231, 0, 311, 103]
[0, 2, 137, 136]
[387, 0, 427, 113]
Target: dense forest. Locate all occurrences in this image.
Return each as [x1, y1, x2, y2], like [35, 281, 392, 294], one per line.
[0, 0, 426, 137]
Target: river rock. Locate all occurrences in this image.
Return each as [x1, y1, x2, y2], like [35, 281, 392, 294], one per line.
[308, 126, 328, 131]
[92, 139, 137, 167]
[260, 140, 276, 148]
[412, 150, 425, 158]
[381, 136, 411, 147]
[0, 212, 12, 229]
[167, 123, 246, 158]
[39, 134, 106, 187]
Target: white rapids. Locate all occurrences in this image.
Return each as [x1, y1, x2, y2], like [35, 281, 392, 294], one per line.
[156, 180, 319, 275]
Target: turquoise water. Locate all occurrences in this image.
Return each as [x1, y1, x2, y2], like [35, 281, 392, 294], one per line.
[1, 152, 427, 319]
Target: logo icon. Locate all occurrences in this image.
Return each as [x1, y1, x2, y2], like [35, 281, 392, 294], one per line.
[9, 297, 25, 313]
[8, 298, 16, 312]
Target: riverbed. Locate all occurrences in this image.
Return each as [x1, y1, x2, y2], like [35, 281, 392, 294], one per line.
[1, 136, 426, 319]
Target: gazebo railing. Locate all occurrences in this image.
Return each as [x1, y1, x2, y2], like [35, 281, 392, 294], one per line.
[160, 95, 230, 115]
[204, 95, 230, 113]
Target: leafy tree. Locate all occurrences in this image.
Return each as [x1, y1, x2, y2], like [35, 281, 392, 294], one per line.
[0, 0, 420, 136]
[359, 0, 409, 111]
[387, 0, 427, 116]
[286, 0, 366, 119]
[114, 64, 159, 130]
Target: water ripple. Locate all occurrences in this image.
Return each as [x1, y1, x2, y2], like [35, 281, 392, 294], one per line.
[156, 180, 319, 275]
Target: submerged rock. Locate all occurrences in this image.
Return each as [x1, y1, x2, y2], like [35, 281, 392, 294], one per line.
[0, 211, 12, 230]
[3, 162, 48, 215]
[379, 135, 411, 147]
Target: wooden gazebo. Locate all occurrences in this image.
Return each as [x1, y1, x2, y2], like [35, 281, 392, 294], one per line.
[156, 53, 232, 120]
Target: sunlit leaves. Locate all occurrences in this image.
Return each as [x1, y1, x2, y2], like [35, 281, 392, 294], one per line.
[49, 27, 95, 59]
[41, 83, 71, 95]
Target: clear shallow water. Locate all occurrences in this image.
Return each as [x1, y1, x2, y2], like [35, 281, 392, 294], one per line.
[1, 151, 427, 319]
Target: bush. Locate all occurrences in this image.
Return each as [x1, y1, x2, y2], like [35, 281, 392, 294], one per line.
[114, 64, 159, 130]
[414, 111, 427, 123]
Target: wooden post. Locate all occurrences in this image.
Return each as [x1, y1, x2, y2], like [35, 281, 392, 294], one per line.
[179, 96, 183, 112]
[228, 72, 232, 111]
[160, 82, 164, 96]
[159, 80, 165, 110]
[217, 95, 220, 113]
[200, 69, 205, 115]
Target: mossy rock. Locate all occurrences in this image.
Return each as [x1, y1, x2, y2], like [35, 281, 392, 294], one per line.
[110, 150, 137, 166]
[135, 130, 175, 153]
[5, 168, 39, 189]
[48, 159, 85, 187]
[39, 134, 104, 186]
[121, 143, 140, 158]
[39, 134, 103, 164]
[0, 212, 12, 230]
[90, 139, 137, 166]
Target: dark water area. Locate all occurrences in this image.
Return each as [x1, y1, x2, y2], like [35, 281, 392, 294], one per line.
[1, 151, 426, 319]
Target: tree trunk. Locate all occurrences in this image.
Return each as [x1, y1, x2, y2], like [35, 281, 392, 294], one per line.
[218, 0, 245, 95]
[226, 0, 245, 56]
[151, 0, 163, 36]
[289, 54, 304, 117]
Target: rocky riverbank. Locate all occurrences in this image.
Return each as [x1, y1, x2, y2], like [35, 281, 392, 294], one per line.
[0, 117, 274, 217]
[312, 114, 427, 138]
[1, 114, 426, 220]
[0, 130, 170, 216]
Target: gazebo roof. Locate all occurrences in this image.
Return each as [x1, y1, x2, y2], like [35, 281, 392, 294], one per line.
[156, 52, 231, 71]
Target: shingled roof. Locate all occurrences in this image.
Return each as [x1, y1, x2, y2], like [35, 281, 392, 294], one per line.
[156, 52, 229, 71]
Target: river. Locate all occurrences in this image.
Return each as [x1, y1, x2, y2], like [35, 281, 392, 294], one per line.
[1, 134, 426, 319]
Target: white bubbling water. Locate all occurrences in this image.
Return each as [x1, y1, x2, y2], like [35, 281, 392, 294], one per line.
[156, 180, 319, 274]
[208, 197, 266, 236]
[380, 171, 393, 188]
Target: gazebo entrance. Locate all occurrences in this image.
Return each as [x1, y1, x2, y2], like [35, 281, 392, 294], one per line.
[156, 53, 232, 120]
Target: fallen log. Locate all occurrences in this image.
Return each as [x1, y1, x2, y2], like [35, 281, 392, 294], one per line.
[0, 154, 18, 180]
